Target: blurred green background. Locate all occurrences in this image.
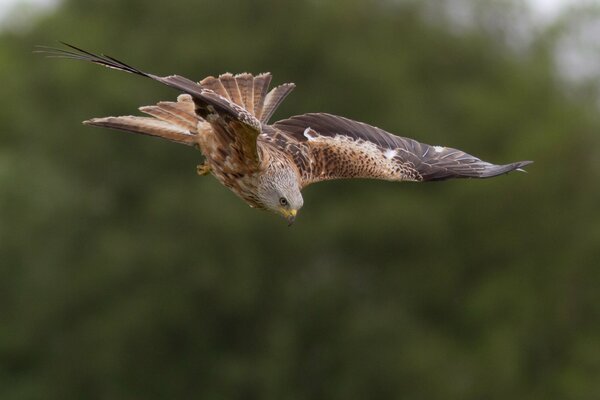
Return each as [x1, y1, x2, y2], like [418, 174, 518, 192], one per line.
[1, 0, 599, 399]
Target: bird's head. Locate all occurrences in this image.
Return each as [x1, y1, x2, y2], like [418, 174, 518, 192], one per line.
[257, 165, 303, 225]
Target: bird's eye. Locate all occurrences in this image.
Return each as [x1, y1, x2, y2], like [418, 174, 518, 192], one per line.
[279, 197, 288, 206]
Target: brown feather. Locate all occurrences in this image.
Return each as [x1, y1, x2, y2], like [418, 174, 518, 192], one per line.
[260, 83, 295, 124]
[84, 116, 198, 146]
[139, 99, 197, 131]
[252, 73, 272, 121]
[235, 73, 254, 115]
[199, 76, 230, 100]
[218, 73, 243, 107]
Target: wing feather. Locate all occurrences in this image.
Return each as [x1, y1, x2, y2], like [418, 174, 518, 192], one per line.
[84, 116, 198, 146]
[139, 96, 197, 131]
[273, 113, 532, 186]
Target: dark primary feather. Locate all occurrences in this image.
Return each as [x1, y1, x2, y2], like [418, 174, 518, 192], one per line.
[35, 42, 151, 77]
[274, 113, 532, 182]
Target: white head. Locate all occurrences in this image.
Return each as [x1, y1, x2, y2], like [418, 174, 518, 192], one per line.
[257, 164, 303, 225]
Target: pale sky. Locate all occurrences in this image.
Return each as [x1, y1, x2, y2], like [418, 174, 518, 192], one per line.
[526, 0, 576, 18]
[0, 0, 56, 19]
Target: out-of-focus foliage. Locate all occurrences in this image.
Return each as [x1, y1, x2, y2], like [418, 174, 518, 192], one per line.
[1, 0, 599, 399]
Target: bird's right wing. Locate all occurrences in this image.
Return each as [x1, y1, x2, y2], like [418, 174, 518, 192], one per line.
[273, 113, 532, 187]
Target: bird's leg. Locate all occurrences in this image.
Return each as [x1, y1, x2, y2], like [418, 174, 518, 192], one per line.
[196, 161, 212, 176]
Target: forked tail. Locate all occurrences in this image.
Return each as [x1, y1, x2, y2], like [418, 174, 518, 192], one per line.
[200, 73, 295, 124]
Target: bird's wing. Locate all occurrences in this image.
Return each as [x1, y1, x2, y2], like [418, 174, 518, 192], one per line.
[272, 113, 532, 187]
[84, 94, 200, 146]
[38, 44, 293, 172]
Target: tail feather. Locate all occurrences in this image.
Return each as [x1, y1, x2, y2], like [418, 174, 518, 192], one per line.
[199, 76, 230, 99]
[260, 83, 296, 124]
[198, 72, 293, 124]
[218, 73, 243, 106]
[235, 73, 254, 115]
[253, 73, 272, 122]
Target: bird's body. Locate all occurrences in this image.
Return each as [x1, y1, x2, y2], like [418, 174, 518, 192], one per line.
[41, 44, 532, 224]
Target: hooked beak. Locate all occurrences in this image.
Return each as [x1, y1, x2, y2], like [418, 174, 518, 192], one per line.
[285, 209, 297, 226]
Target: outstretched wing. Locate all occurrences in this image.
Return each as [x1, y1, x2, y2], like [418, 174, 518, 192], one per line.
[84, 94, 200, 146]
[38, 44, 265, 171]
[273, 113, 532, 187]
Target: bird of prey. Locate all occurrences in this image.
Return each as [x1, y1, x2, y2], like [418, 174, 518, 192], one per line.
[40, 44, 532, 225]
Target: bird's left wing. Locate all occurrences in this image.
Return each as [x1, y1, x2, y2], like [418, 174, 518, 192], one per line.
[273, 113, 532, 187]
[38, 44, 264, 171]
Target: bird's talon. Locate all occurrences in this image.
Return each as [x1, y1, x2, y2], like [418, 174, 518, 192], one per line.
[196, 163, 211, 176]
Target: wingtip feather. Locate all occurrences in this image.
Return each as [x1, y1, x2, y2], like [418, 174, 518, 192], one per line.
[514, 160, 533, 173]
[83, 118, 102, 126]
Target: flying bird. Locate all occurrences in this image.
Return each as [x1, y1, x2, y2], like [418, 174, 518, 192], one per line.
[39, 44, 532, 225]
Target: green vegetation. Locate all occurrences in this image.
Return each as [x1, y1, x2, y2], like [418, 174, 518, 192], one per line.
[0, 0, 599, 399]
